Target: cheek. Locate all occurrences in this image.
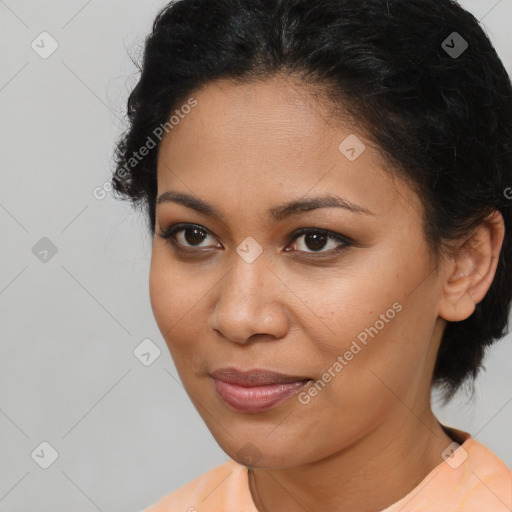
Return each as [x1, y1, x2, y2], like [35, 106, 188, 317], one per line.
[148, 249, 213, 362]
[295, 258, 435, 400]
[148, 253, 174, 333]
[149, 252, 191, 343]
[291, 265, 400, 354]
[315, 294, 435, 417]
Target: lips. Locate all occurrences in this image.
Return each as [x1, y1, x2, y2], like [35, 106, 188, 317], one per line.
[209, 367, 312, 413]
[210, 367, 311, 386]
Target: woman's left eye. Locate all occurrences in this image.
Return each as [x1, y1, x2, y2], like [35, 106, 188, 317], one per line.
[158, 224, 352, 257]
[286, 228, 352, 255]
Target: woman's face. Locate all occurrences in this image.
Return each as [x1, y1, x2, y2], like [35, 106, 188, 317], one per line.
[149, 76, 448, 468]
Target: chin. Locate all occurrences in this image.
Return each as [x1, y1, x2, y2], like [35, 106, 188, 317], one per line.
[211, 433, 304, 469]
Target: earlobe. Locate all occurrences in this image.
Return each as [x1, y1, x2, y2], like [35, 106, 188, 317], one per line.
[439, 211, 505, 322]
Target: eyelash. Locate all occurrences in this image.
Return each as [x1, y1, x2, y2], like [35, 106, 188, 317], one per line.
[157, 223, 354, 258]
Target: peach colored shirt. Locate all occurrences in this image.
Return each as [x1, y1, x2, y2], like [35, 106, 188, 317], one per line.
[143, 425, 512, 512]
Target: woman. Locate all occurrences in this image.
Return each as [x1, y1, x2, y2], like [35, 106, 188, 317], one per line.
[112, 0, 512, 510]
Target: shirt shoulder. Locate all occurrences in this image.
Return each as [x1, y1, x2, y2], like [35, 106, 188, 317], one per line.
[384, 427, 512, 512]
[141, 459, 259, 512]
[454, 437, 512, 511]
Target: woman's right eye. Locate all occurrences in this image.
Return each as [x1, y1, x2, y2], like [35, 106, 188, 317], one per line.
[158, 223, 220, 250]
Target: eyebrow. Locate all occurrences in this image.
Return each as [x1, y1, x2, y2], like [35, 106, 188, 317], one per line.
[156, 191, 375, 221]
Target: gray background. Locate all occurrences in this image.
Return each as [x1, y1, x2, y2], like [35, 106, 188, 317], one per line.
[0, 1, 511, 511]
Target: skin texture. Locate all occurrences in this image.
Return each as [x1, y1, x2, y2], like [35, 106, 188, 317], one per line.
[149, 76, 505, 512]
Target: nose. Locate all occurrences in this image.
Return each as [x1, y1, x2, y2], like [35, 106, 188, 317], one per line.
[208, 253, 290, 345]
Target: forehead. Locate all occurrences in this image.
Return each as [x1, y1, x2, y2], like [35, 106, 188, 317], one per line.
[155, 76, 421, 223]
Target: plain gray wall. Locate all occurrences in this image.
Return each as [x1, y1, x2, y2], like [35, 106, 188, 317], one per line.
[0, 1, 510, 511]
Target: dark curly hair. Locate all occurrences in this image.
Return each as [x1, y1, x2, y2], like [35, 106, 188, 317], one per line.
[112, 0, 512, 403]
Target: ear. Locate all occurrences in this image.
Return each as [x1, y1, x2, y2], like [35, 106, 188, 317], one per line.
[439, 211, 505, 322]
